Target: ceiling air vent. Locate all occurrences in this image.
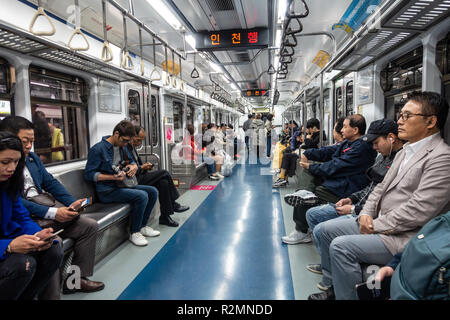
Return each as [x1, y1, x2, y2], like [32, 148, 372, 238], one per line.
[235, 52, 250, 62]
[206, 0, 235, 11]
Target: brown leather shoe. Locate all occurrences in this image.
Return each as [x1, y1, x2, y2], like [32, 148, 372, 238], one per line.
[63, 277, 105, 294]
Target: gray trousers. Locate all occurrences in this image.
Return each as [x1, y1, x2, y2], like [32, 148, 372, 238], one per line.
[318, 216, 393, 300]
[39, 216, 98, 299]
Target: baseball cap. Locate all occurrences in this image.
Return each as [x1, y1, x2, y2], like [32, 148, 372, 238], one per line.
[361, 119, 398, 143]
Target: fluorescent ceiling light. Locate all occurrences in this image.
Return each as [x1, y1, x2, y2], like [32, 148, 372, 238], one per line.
[147, 0, 183, 30]
[275, 29, 282, 49]
[277, 0, 287, 23]
[222, 75, 230, 83]
[186, 35, 196, 50]
[209, 61, 222, 73]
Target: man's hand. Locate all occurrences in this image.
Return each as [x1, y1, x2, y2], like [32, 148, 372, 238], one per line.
[359, 215, 375, 234]
[336, 198, 352, 207]
[141, 162, 153, 171]
[114, 171, 126, 181]
[301, 154, 308, 163]
[34, 228, 55, 251]
[336, 205, 352, 215]
[55, 207, 79, 223]
[375, 266, 395, 283]
[68, 198, 86, 212]
[8, 234, 48, 254]
[125, 163, 138, 177]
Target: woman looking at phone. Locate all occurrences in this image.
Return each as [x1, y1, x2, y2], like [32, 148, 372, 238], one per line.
[0, 131, 63, 300]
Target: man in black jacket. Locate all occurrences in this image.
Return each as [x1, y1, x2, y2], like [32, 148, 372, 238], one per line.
[127, 126, 189, 227]
[281, 114, 377, 245]
[303, 119, 403, 284]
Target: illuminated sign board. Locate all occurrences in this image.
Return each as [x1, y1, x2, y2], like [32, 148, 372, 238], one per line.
[195, 28, 269, 51]
[242, 89, 269, 97]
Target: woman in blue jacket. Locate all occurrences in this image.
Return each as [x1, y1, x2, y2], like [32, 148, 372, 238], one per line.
[0, 132, 63, 300]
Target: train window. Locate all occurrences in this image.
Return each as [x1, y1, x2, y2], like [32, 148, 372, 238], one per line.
[335, 87, 343, 119]
[0, 58, 13, 119]
[346, 81, 354, 116]
[186, 104, 194, 126]
[173, 100, 183, 142]
[436, 32, 449, 77]
[381, 46, 423, 94]
[29, 67, 89, 165]
[98, 79, 121, 113]
[128, 90, 140, 126]
[148, 94, 159, 147]
[202, 106, 211, 124]
[31, 104, 88, 164]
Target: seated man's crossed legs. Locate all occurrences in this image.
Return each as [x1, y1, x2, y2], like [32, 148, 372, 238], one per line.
[308, 216, 393, 300]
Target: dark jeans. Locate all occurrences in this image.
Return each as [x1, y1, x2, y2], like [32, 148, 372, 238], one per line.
[98, 185, 158, 233]
[137, 169, 180, 218]
[281, 152, 299, 177]
[293, 168, 340, 233]
[0, 241, 63, 300]
[266, 135, 271, 157]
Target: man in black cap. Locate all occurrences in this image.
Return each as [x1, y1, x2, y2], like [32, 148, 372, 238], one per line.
[305, 119, 404, 297]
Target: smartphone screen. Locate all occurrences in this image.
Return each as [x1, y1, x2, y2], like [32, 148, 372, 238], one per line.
[41, 229, 64, 242]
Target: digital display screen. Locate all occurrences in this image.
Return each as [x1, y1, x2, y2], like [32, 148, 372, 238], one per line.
[242, 89, 269, 97]
[195, 28, 269, 51]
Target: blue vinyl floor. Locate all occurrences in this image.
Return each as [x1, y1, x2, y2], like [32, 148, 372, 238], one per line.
[118, 163, 295, 300]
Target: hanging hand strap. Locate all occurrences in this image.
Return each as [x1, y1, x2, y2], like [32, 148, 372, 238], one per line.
[68, 0, 90, 51]
[101, 0, 113, 62]
[121, 15, 133, 70]
[29, 0, 56, 36]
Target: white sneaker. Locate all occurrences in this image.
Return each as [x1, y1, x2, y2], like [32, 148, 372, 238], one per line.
[140, 226, 160, 237]
[281, 230, 312, 244]
[215, 172, 225, 178]
[129, 232, 148, 246]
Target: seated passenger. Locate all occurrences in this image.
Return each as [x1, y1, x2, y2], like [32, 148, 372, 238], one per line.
[128, 126, 189, 227]
[301, 118, 326, 150]
[84, 120, 159, 247]
[281, 114, 376, 245]
[304, 119, 403, 277]
[0, 116, 104, 296]
[332, 117, 345, 144]
[0, 132, 63, 300]
[272, 125, 304, 187]
[308, 91, 450, 300]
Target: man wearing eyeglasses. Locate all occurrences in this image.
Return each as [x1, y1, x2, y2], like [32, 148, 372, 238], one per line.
[308, 91, 450, 300]
[85, 120, 160, 247]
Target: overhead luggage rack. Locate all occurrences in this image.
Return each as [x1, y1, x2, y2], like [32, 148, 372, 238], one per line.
[0, 22, 148, 83]
[334, 0, 449, 71]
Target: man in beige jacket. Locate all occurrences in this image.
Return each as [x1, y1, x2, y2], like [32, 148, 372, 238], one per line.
[308, 91, 450, 300]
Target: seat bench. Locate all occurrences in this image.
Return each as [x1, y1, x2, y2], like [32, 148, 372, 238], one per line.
[55, 169, 132, 264]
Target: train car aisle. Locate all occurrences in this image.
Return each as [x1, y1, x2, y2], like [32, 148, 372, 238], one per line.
[118, 163, 295, 300]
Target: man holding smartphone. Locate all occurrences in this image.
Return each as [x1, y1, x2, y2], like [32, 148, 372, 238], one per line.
[127, 126, 189, 227]
[0, 116, 105, 297]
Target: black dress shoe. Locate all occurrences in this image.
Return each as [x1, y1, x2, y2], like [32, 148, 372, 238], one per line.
[173, 202, 189, 213]
[159, 216, 179, 227]
[308, 287, 335, 300]
[63, 277, 105, 294]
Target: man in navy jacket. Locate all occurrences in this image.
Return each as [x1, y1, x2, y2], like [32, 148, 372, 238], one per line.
[0, 116, 104, 296]
[281, 114, 376, 245]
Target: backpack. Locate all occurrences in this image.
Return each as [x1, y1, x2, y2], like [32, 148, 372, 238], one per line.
[390, 211, 450, 300]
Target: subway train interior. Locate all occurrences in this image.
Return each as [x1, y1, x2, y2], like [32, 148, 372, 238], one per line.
[0, 0, 449, 302]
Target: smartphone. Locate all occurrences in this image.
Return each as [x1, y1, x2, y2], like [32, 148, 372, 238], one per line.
[70, 197, 93, 212]
[356, 276, 391, 300]
[77, 197, 92, 212]
[41, 229, 64, 243]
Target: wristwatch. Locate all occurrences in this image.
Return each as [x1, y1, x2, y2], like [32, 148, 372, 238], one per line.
[350, 205, 356, 215]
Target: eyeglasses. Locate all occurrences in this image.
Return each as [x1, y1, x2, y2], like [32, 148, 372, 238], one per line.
[396, 112, 435, 121]
[120, 137, 131, 143]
